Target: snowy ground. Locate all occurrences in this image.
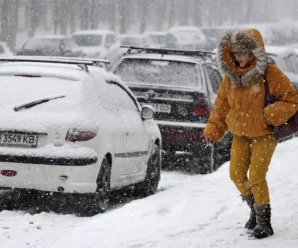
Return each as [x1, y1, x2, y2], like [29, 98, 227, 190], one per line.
[0, 138, 298, 248]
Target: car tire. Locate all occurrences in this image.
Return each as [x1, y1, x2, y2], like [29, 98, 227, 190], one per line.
[94, 157, 111, 213]
[0, 190, 16, 211]
[135, 144, 161, 197]
[82, 157, 111, 216]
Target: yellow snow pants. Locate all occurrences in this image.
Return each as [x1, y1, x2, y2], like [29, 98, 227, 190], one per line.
[229, 134, 278, 204]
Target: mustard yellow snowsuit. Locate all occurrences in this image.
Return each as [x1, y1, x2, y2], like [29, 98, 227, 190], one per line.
[203, 29, 298, 204]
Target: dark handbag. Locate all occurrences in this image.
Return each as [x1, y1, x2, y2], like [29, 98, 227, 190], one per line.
[264, 74, 298, 140]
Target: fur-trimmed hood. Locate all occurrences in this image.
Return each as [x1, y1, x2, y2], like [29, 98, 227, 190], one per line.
[217, 29, 267, 88]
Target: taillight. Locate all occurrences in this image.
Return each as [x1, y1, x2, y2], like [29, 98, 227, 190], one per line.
[65, 129, 97, 142]
[192, 106, 210, 116]
[192, 97, 211, 116]
[1, 170, 17, 177]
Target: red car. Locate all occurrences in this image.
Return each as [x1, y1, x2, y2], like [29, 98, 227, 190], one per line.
[111, 47, 232, 173]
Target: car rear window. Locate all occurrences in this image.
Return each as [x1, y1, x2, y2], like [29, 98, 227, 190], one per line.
[114, 59, 201, 87]
[23, 39, 61, 51]
[71, 34, 103, 46]
[0, 76, 82, 111]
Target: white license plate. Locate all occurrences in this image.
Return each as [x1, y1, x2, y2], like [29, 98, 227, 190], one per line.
[0, 132, 39, 147]
[146, 103, 171, 113]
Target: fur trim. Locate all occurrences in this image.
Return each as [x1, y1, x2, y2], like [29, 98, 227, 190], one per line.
[217, 30, 267, 88]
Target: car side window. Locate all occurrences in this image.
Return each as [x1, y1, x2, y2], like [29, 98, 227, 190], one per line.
[288, 54, 298, 73]
[108, 81, 140, 112]
[284, 56, 294, 72]
[205, 65, 220, 93]
[213, 69, 222, 88]
[0, 45, 5, 54]
[105, 34, 116, 48]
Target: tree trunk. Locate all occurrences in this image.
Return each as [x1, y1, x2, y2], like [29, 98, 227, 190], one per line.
[139, 0, 149, 33]
[59, 0, 68, 35]
[90, 0, 99, 29]
[80, 0, 90, 30]
[1, 0, 19, 50]
[192, 0, 201, 27]
[68, 0, 77, 33]
[119, 0, 127, 33]
[168, 0, 175, 28]
[29, 0, 41, 37]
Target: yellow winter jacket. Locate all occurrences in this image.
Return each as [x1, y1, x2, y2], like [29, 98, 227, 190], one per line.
[203, 29, 298, 142]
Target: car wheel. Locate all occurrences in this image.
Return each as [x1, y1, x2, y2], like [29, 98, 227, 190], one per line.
[94, 157, 111, 213]
[81, 157, 111, 215]
[0, 190, 15, 211]
[136, 144, 161, 197]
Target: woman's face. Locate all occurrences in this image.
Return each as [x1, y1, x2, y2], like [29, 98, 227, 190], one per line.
[231, 50, 254, 68]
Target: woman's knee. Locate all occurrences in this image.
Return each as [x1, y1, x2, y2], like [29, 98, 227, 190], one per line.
[229, 167, 248, 184]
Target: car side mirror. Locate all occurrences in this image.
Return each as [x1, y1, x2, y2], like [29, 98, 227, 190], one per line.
[141, 105, 155, 120]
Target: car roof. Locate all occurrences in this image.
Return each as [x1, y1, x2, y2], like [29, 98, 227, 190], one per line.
[169, 26, 200, 32]
[71, 29, 114, 36]
[265, 45, 296, 56]
[120, 53, 207, 64]
[0, 61, 128, 92]
[0, 62, 91, 81]
[118, 34, 142, 37]
[29, 35, 66, 40]
[143, 31, 168, 36]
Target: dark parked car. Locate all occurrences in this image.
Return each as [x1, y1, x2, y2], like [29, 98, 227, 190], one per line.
[17, 35, 83, 57]
[111, 47, 232, 173]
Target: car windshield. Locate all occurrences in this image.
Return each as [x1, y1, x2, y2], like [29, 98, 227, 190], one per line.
[23, 38, 61, 51]
[71, 34, 103, 46]
[114, 59, 200, 87]
[148, 35, 168, 44]
[120, 37, 143, 46]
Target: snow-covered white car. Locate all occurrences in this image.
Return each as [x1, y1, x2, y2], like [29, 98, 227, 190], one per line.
[0, 57, 161, 214]
[118, 34, 144, 47]
[16, 35, 83, 57]
[265, 45, 298, 89]
[71, 29, 122, 67]
[0, 42, 13, 56]
[168, 26, 207, 50]
[142, 31, 177, 49]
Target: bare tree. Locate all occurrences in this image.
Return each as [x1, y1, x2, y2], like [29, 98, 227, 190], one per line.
[168, 0, 176, 28]
[90, 0, 99, 29]
[1, 0, 19, 50]
[139, 0, 149, 33]
[192, 0, 201, 27]
[28, 0, 42, 37]
[119, 0, 128, 33]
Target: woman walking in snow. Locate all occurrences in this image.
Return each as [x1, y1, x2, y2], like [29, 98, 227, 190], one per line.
[203, 29, 298, 239]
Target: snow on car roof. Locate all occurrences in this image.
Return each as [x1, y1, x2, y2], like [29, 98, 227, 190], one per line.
[118, 34, 143, 38]
[169, 26, 200, 32]
[71, 29, 114, 35]
[143, 31, 168, 36]
[265, 45, 296, 56]
[29, 35, 66, 40]
[0, 61, 123, 89]
[121, 53, 206, 64]
[0, 62, 90, 81]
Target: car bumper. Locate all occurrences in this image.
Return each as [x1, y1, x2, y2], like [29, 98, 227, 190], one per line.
[0, 158, 99, 193]
[156, 120, 206, 151]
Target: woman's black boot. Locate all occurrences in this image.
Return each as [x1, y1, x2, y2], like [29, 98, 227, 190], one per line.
[242, 194, 257, 230]
[252, 204, 274, 239]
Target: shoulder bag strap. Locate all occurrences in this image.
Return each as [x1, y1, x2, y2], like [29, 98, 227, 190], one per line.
[263, 65, 275, 107]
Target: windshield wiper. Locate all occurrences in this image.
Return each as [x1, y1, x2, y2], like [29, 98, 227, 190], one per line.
[14, 95, 66, 112]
